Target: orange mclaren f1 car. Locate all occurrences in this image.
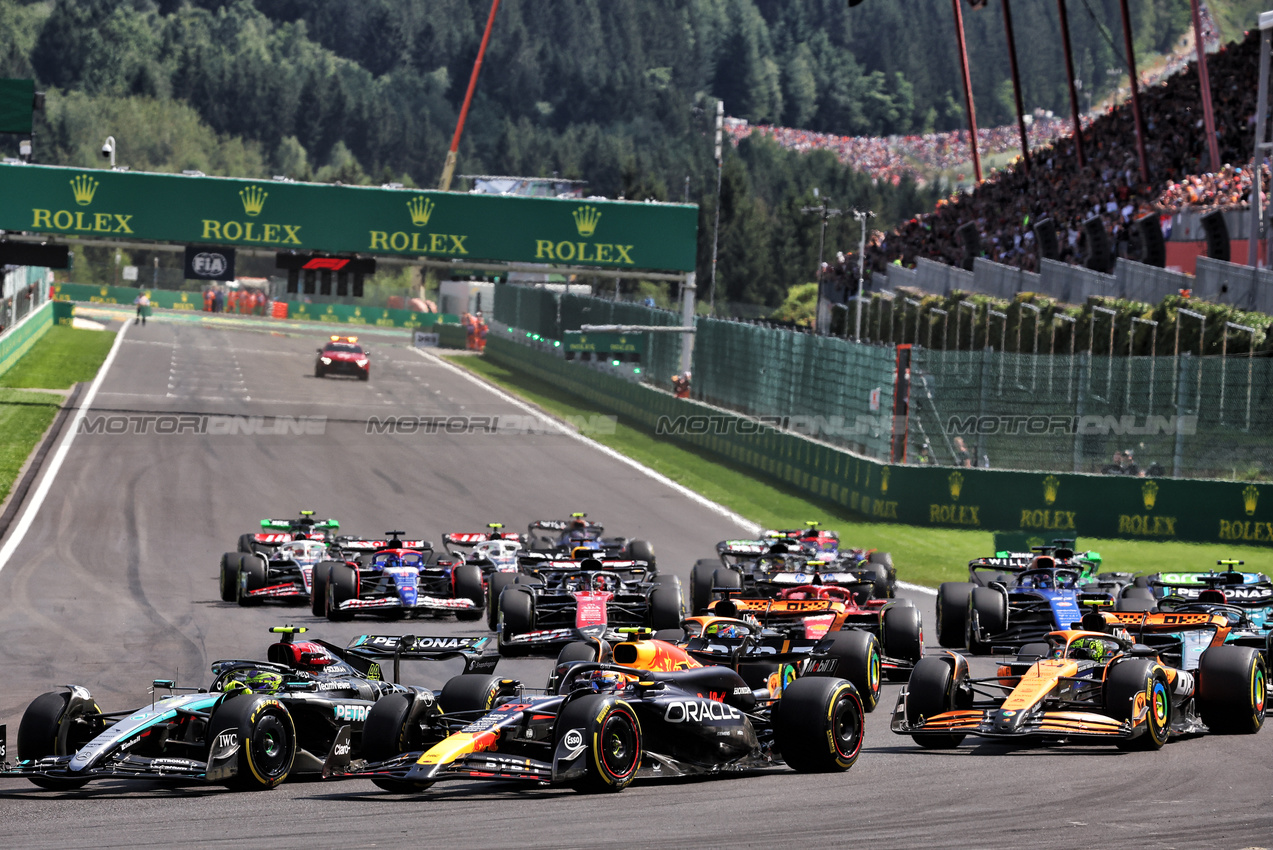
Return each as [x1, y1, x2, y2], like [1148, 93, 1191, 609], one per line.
[891, 619, 1265, 750]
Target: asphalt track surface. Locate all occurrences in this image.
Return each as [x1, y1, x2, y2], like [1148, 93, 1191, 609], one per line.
[0, 313, 1270, 850]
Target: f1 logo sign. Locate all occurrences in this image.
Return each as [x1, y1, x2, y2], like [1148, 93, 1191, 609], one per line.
[302, 257, 350, 270]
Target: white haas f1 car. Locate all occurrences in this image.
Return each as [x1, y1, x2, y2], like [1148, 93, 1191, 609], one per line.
[313, 532, 486, 623]
[220, 539, 331, 606]
[495, 556, 683, 654]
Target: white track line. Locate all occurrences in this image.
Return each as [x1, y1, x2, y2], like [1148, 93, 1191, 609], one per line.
[414, 348, 937, 595]
[0, 318, 131, 573]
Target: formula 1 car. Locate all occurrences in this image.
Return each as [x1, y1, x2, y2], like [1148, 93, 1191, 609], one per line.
[0, 626, 498, 791]
[550, 606, 897, 713]
[442, 523, 525, 571]
[1138, 561, 1273, 624]
[220, 539, 332, 606]
[891, 618, 1265, 749]
[696, 588, 923, 708]
[526, 513, 657, 568]
[313, 532, 486, 623]
[495, 556, 683, 654]
[237, 510, 341, 555]
[322, 648, 863, 793]
[936, 543, 1132, 653]
[696, 523, 895, 613]
[315, 335, 370, 380]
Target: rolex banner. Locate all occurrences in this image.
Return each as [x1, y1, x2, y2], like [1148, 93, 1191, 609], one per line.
[0, 163, 698, 273]
[184, 245, 236, 281]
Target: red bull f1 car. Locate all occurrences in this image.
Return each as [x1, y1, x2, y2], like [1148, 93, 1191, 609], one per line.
[0, 627, 497, 791]
[321, 634, 863, 794]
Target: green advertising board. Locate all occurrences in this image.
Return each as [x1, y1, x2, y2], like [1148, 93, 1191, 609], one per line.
[563, 331, 644, 356]
[51, 282, 450, 328]
[0, 163, 698, 272]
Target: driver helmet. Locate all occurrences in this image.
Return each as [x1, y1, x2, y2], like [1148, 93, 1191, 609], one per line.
[713, 622, 744, 638]
[1069, 638, 1108, 663]
[591, 574, 612, 592]
[574, 669, 625, 693]
[223, 668, 284, 694]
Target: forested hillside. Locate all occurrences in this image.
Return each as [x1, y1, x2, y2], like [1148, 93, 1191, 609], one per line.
[0, 0, 1260, 308]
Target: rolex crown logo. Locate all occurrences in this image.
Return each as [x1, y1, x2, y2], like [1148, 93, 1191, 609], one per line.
[239, 185, 268, 217]
[70, 174, 99, 206]
[572, 205, 602, 237]
[1142, 480, 1159, 511]
[1043, 475, 1061, 506]
[1244, 484, 1259, 517]
[881, 467, 891, 494]
[407, 196, 435, 227]
[948, 471, 963, 501]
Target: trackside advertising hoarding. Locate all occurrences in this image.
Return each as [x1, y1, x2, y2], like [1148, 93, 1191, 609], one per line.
[0, 163, 698, 273]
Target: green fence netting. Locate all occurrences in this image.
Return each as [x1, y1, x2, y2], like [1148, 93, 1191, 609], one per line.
[693, 319, 897, 460]
[910, 348, 1273, 480]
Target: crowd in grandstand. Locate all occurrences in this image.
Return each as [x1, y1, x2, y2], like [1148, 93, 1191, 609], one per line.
[858, 29, 1264, 273]
[726, 4, 1260, 276]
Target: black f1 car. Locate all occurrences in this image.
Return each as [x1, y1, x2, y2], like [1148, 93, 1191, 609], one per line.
[526, 513, 656, 568]
[323, 655, 863, 793]
[495, 556, 683, 654]
[0, 627, 497, 791]
[694, 524, 896, 613]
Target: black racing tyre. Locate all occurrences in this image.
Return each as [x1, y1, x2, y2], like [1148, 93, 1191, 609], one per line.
[863, 563, 891, 600]
[904, 657, 966, 749]
[486, 572, 520, 631]
[554, 694, 642, 792]
[966, 587, 1007, 655]
[1114, 597, 1155, 613]
[1017, 642, 1051, 664]
[883, 604, 924, 664]
[1120, 585, 1154, 600]
[499, 587, 536, 647]
[555, 641, 603, 670]
[315, 364, 325, 378]
[689, 560, 718, 615]
[815, 630, 881, 712]
[439, 674, 506, 716]
[220, 552, 242, 603]
[452, 564, 485, 622]
[628, 539, 656, 570]
[205, 694, 296, 790]
[773, 677, 864, 772]
[935, 582, 974, 649]
[310, 561, 337, 618]
[1104, 659, 1171, 750]
[17, 691, 103, 789]
[361, 693, 437, 792]
[710, 568, 743, 609]
[647, 586, 684, 631]
[236, 553, 268, 607]
[326, 563, 359, 622]
[1197, 645, 1267, 735]
[358, 370, 369, 382]
[237, 533, 258, 555]
[868, 551, 894, 569]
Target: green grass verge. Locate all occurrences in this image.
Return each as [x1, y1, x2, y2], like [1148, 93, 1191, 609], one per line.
[0, 388, 64, 504]
[443, 353, 1272, 586]
[0, 325, 116, 390]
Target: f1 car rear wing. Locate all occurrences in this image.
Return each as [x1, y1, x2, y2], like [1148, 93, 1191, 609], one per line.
[339, 532, 434, 554]
[261, 511, 339, 531]
[516, 553, 654, 577]
[1148, 569, 1273, 604]
[529, 516, 604, 536]
[442, 525, 525, 549]
[716, 539, 769, 559]
[345, 634, 499, 677]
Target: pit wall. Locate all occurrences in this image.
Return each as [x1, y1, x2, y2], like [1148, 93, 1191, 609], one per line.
[0, 300, 53, 378]
[485, 334, 1271, 547]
